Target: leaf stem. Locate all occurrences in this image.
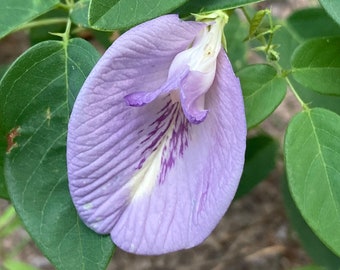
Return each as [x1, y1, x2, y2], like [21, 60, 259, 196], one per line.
[241, 7, 252, 23]
[15, 18, 68, 31]
[284, 76, 309, 110]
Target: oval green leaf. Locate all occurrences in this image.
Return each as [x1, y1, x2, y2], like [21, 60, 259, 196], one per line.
[235, 135, 278, 199]
[282, 175, 340, 269]
[0, 0, 59, 38]
[291, 37, 340, 96]
[89, 0, 188, 30]
[0, 39, 114, 270]
[319, 0, 340, 26]
[285, 108, 340, 257]
[237, 64, 286, 128]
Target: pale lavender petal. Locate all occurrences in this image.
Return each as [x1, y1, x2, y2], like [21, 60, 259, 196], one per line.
[67, 14, 246, 255]
[67, 15, 205, 250]
[108, 49, 246, 254]
[124, 67, 189, 106]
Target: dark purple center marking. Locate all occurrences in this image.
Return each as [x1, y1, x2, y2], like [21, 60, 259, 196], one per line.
[135, 97, 190, 184]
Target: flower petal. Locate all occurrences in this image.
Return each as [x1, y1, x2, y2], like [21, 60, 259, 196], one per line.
[67, 15, 205, 248]
[67, 15, 246, 256]
[109, 50, 246, 254]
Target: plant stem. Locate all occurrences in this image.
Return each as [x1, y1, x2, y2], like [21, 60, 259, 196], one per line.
[15, 18, 68, 31]
[285, 76, 309, 110]
[241, 6, 252, 23]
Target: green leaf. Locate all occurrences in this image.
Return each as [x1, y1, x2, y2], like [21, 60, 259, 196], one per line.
[71, 0, 91, 28]
[273, 9, 340, 114]
[237, 64, 286, 128]
[176, 0, 265, 16]
[273, 7, 340, 69]
[235, 135, 278, 199]
[89, 0, 188, 30]
[319, 0, 340, 26]
[291, 37, 340, 96]
[287, 8, 340, 41]
[285, 108, 340, 258]
[0, 39, 114, 270]
[282, 175, 340, 270]
[0, 0, 59, 38]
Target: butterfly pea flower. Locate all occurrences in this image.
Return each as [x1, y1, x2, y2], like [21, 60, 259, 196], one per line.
[67, 11, 246, 255]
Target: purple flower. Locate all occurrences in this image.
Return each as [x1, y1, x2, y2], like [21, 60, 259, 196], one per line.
[67, 12, 246, 255]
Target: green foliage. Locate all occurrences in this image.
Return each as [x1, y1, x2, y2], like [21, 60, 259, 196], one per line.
[1, 1, 340, 269]
[273, 7, 340, 114]
[285, 108, 340, 258]
[282, 176, 340, 270]
[71, 0, 91, 28]
[224, 12, 248, 71]
[318, 0, 340, 25]
[291, 37, 340, 96]
[176, 0, 265, 16]
[237, 64, 286, 128]
[89, 0, 188, 30]
[235, 135, 278, 199]
[0, 0, 59, 38]
[287, 8, 340, 40]
[0, 39, 114, 270]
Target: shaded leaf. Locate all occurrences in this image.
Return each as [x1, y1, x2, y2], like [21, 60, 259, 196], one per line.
[89, 0, 188, 30]
[176, 0, 265, 16]
[282, 175, 340, 270]
[237, 64, 286, 128]
[235, 135, 278, 199]
[285, 108, 340, 257]
[0, 0, 59, 38]
[291, 37, 340, 96]
[0, 39, 114, 270]
[71, 0, 91, 28]
[224, 12, 248, 71]
[29, 9, 68, 45]
[318, 0, 340, 26]
[272, 9, 340, 114]
[287, 8, 340, 40]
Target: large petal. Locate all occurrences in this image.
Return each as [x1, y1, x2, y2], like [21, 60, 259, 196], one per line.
[109, 50, 246, 254]
[68, 15, 246, 255]
[67, 15, 205, 248]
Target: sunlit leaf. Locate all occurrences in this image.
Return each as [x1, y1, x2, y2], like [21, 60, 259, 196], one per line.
[291, 37, 340, 96]
[89, 0, 188, 30]
[282, 176, 340, 269]
[285, 108, 340, 257]
[0, 0, 59, 38]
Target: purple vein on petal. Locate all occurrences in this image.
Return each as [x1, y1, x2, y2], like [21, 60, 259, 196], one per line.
[129, 99, 191, 200]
